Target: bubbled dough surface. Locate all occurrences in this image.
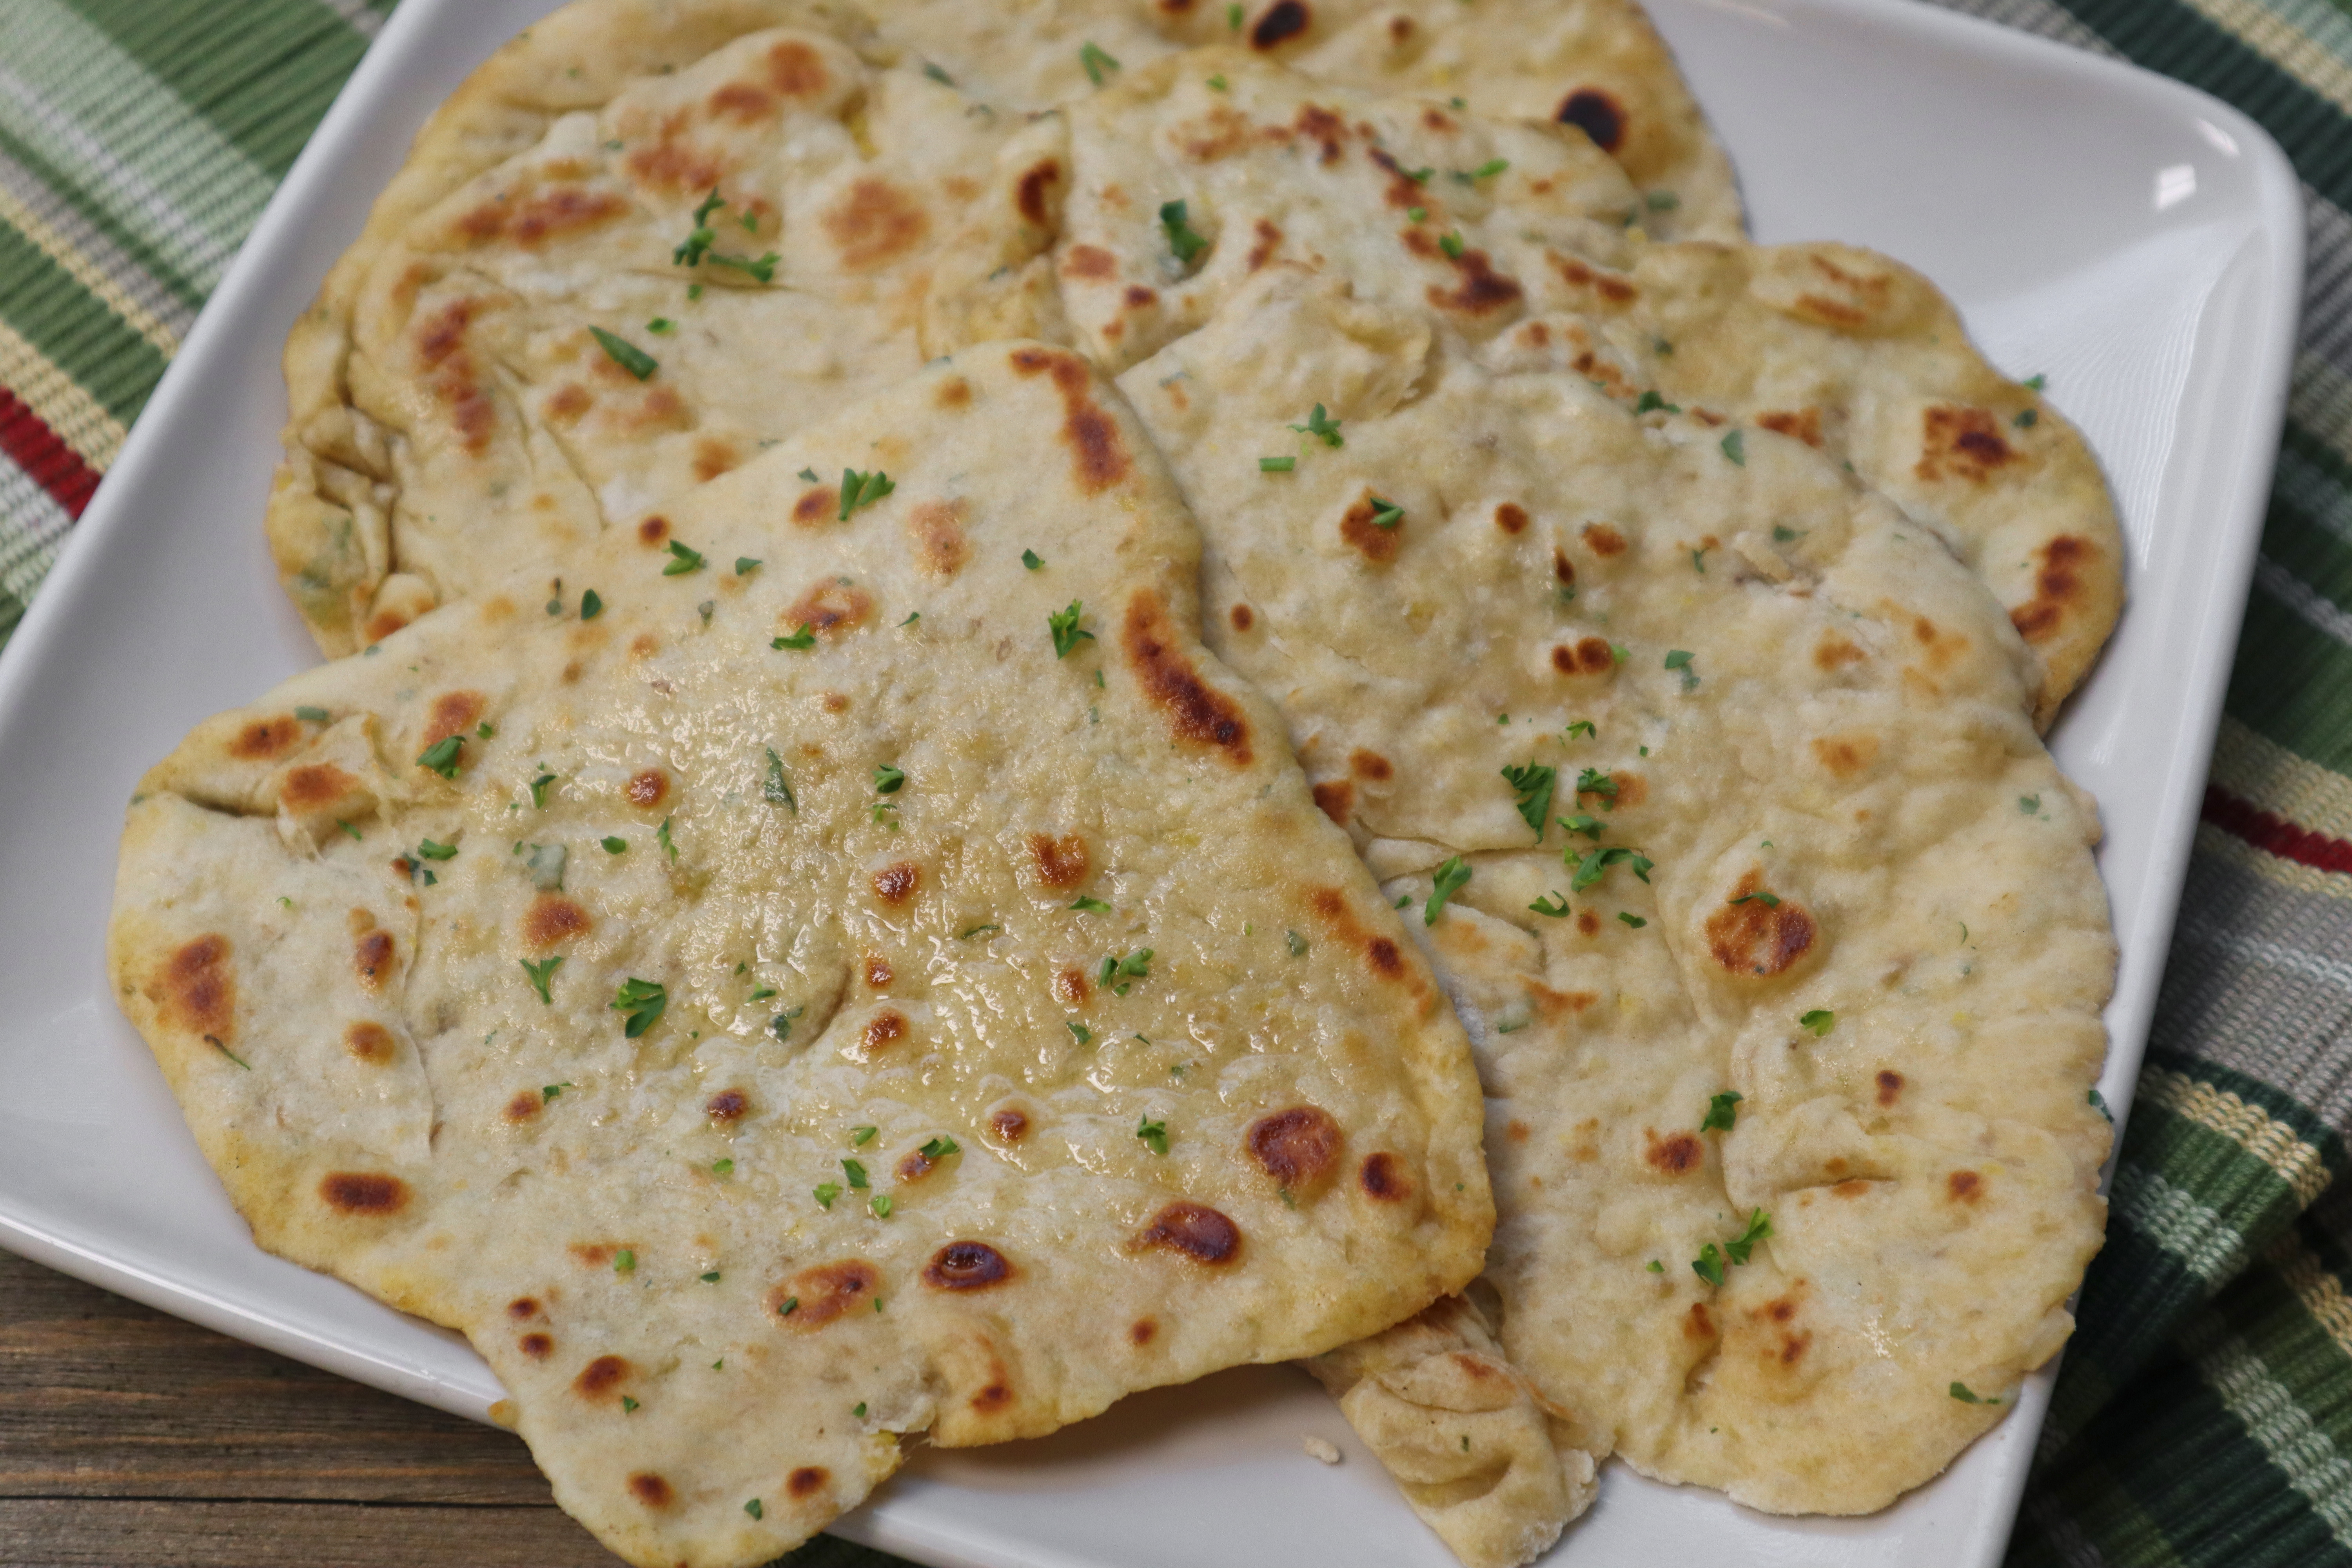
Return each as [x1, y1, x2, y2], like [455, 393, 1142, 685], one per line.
[1118, 270, 2115, 1515]
[115, 346, 1493, 1568]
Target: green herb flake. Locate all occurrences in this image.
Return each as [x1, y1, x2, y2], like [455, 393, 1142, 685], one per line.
[1067, 1021, 1093, 1046]
[1049, 600, 1095, 658]
[814, 1179, 840, 1209]
[2089, 1087, 2112, 1122]
[1559, 813, 1604, 841]
[871, 1194, 893, 1218]
[521, 955, 565, 1004]
[1800, 1009, 1835, 1037]
[415, 838, 458, 862]
[1439, 231, 1465, 260]
[416, 735, 464, 779]
[959, 924, 1001, 941]
[898, 611, 920, 628]
[1285, 928, 1308, 956]
[1160, 199, 1209, 266]
[1724, 1208, 1773, 1266]
[530, 771, 557, 809]
[1069, 895, 1113, 913]
[621, 1395, 640, 1412]
[581, 589, 604, 620]
[920, 1136, 959, 1160]
[1528, 893, 1570, 917]
[656, 817, 678, 862]
[772, 623, 816, 650]
[590, 327, 658, 380]
[1700, 1091, 1743, 1134]
[1501, 762, 1557, 841]
[1691, 1243, 1726, 1287]
[1425, 856, 1473, 925]
[602, 836, 626, 854]
[1136, 1116, 1169, 1155]
[1565, 719, 1597, 740]
[843, 1158, 869, 1189]
[1227, 1, 1243, 27]
[872, 765, 906, 797]
[1647, 1259, 1665, 1272]
[1023, 548, 1045, 570]
[1575, 767, 1619, 804]
[2023, 374, 2047, 391]
[2014, 408, 2038, 429]
[1367, 496, 1405, 530]
[1407, 205, 1427, 223]
[854, 1402, 869, 1418]
[1950, 1383, 1989, 1404]
[610, 977, 668, 1038]
[543, 1082, 571, 1100]
[735, 556, 761, 575]
[1720, 429, 1746, 466]
[922, 61, 953, 85]
[615, 1249, 636, 1274]
[1079, 40, 1120, 85]
[1634, 390, 1680, 414]
[1258, 455, 1296, 472]
[745, 1499, 764, 1520]
[838, 468, 895, 520]
[1207, 73, 1228, 89]
[2020, 794, 2041, 816]
[294, 706, 330, 724]
[1289, 403, 1344, 448]
[1619, 911, 1646, 928]
[647, 317, 674, 334]
[700, 1270, 722, 1283]
[1730, 889, 1780, 907]
[1570, 844, 1652, 892]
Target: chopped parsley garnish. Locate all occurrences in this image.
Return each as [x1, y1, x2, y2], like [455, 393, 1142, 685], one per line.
[1724, 1209, 1773, 1265]
[2014, 408, 2038, 429]
[1647, 189, 1680, 211]
[1290, 404, 1344, 447]
[590, 327, 657, 380]
[1439, 232, 1465, 260]
[602, 836, 627, 853]
[1800, 1009, 1835, 1036]
[1648, 1259, 1665, 1272]
[853, 1402, 869, 1417]
[521, 956, 564, 1003]
[1160, 200, 1209, 265]
[1772, 524, 1802, 543]
[1619, 911, 1646, 928]
[1079, 40, 1120, 85]
[1425, 856, 1472, 925]
[661, 540, 705, 575]
[1664, 649, 1698, 690]
[1692, 1244, 1726, 1287]
[700, 1270, 722, 1282]
[1367, 497, 1404, 530]
[675, 189, 727, 265]
[543, 1082, 571, 1100]
[1565, 719, 1597, 740]
[748, 986, 777, 1001]
[871, 1194, 893, 1218]
[415, 838, 457, 861]
[581, 589, 604, 620]
[647, 317, 674, 334]
[920, 1136, 959, 1160]
[1529, 893, 1571, 917]
[851, 1126, 877, 1145]
[416, 735, 464, 779]
[2024, 374, 2047, 391]
[1452, 158, 1510, 183]
[2089, 1087, 2113, 1121]
[1691, 547, 1708, 574]
[711, 1160, 733, 1178]
[1950, 1383, 1999, 1405]
[1405, 166, 1434, 185]
[294, 705, 330, 724]
[751, 747, 793, 811]
[773, 1007, 803, 1041]
[735, 556, 760, 575]
[1719, 429, 1746, 466]
[1023, 549, 1045, 570]
[1700, 1091, 1742, 1133]
[1098, 948, 1154, 993]
[1049, 600, 1095, 658]
[610, 977, 668, 1038]
[813, 1183, 840, 1210]
[615, 1249, 636, 1274]
[1067, 1021, 1093, 1046]
[842, 1158, 869, 1189]
[1285, 928, 1309, 956]
[1208, 73, 1228, 90]
[1730, 889, 1779, 907]
[1559, 813, 1603, 840]
[898, 611, 920, 628]
[1575, 767, 1618, 804]
[1570, 844, 1652, 892]
[2020, 794, 2042, 815]
[959, 924, 1001, 940]
[657, 817, 678, 862]
[839, 468, 895, 519]
[799, 467, 820, 482]
[531, 771, 557, 808]
[1407, 205, 1427, 223]
[1259, 455, 1296, 472]
[1227, 0, 1243, 27]
[1136, 1116, 1169, 1155]
[745, 1499, 764, 1520]
[621, 1395, 640, 1412]
[1501, 762, 1556, 841]
[872, 764, 906, 797]
[1634, 390, 1680, 414]
[772, 624, 816, 650]
[1069, 895, 1113, 913]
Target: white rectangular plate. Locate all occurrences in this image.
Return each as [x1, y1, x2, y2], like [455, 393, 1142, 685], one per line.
[0, 0, 2301, 1563]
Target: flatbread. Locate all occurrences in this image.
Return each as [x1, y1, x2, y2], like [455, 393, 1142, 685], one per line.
[116, 343, 1492, 1567]
[267, 0, 1065, 656]
[857, 0, 1742, 240]
[1054, 53, 2122, 724]
[1116, 269, 2114, 1517]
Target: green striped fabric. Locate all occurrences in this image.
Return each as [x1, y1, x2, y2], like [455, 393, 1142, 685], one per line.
[5, 2, 2352, 1565]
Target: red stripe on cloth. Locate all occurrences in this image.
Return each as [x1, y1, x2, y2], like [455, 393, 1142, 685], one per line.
[2203, 785, 2352, 877]
[0, 385, 102, 518]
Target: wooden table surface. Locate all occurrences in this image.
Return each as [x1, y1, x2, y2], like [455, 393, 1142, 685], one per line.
[0, 1246, 617, 1567]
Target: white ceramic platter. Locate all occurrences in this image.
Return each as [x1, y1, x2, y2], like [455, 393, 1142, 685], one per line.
[0, 0, 2302, 1563]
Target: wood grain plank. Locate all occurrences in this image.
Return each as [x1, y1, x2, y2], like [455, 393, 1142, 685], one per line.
[0, 1499, 612, 1568]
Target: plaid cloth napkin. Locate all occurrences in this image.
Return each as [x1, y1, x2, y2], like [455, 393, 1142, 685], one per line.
[3, 1, 2349, 1564]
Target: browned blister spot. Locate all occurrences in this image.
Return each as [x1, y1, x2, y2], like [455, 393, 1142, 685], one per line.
[785, 582, 873, 638]
[627, 631, 661, 661]
[523, 894, 591, 949]
[1704, 872, 1817, 977]
[1812, 733, 1880, 778]
[1833, 1179, 1871, 1198]
[924, 1241, 1013, 1291]
[862, 1009, 908, 1053]
[1247, 218, 1283, 270]
[793, 486, 836, 526]
[873, 862, 920, 905]
[1293, 102, 1348, 163]
[425, 691, 486, 747]
[1339, 492, 1403, 563]
[505, 1091, 541, 1123]
[865, 952, 894, 989]
[1016, 158, 1062, 227]
[1366, 936, 1405, 978]
[456, 186, 628, 249]
[1123, 284, 1158, 310]
[413, 298, 495, 453]
[1129, 1317, 1158, 1345]
[1061, 244, 1117, 280]
[767, 38, 828, 94]
[2011, 534, 2095, 644]
[1121, 589, 1251, 764]
[822, 177, 927, 270]
[1251, 0, 1311, 47]
[907, 499, 970, 577]
[1584, 527, 1632, 563]
[162, 935, 235, 1039]
[1759, 408, 1824, 447]
[1916, 405, 2021, 483]
[636, 515, 670, 546]
[345, 1022, 395, 1064]
[1577, 910, 1601, 936]
[1229, 603, 1254, 631]
[624, 768, 667, 808]
[1556, 88, 1626, 151]
[352, 929, 395, 992]
[970, 1379, 1014, 1414]
[320, 1172, 408, 1215]
[569, 1242, 624, 1267]
[1054, 967, 1091, 1006]
[573, 1355, 632, 1398]
[787, 1466, 829, 1499]
[1494, 502, 1530, 534]
[519, 1332, 553, 1359]
[1350, 749, 1394, 781]
[230, 716, 301, 760]
[1947, 1169, 1983, 1203]
[778, 1260, 880, 1328]
[935, 376, 973, 409]
[508, 1296, 541, 1321]
[1548, 253, 1639, 305]
[1422, 107, 1455, 132]
[365, 605, 417, 644]
[990, 1107, 1030, 1143]
[281, 762, 358, 812]
[1312, 780, 1354, 824]
[1009, 346, 1131, 494]
[1029, 833, 1090, 889]
[545, 383, 593, 425]
[1876, 1070, 1904, 1105]
[1246, 1106, 1343, 1189]
[708, 80, 777, 122]
[1815, 634, 1866, 670]
[1428, 248, 1524, 317]
[707, 1089, 748, 1123]
[1359, 1151, 1412, 1201]
[1553, 637, 1615, 675]
[1644, 1130, 1704, 1175]
[628, 1473, 673, 1509]
[1685, 1302, 1717, 1339]
[1135, 1201, 1242, 1264]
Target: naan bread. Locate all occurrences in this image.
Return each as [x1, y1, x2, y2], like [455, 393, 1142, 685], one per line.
[857, 0, 1742, 240]
[267, 0, 1065, 655]
[117, 344, 1493, 1567]
[1054, 53, 2122, 724]
[1117, 270, 2114, 1518]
